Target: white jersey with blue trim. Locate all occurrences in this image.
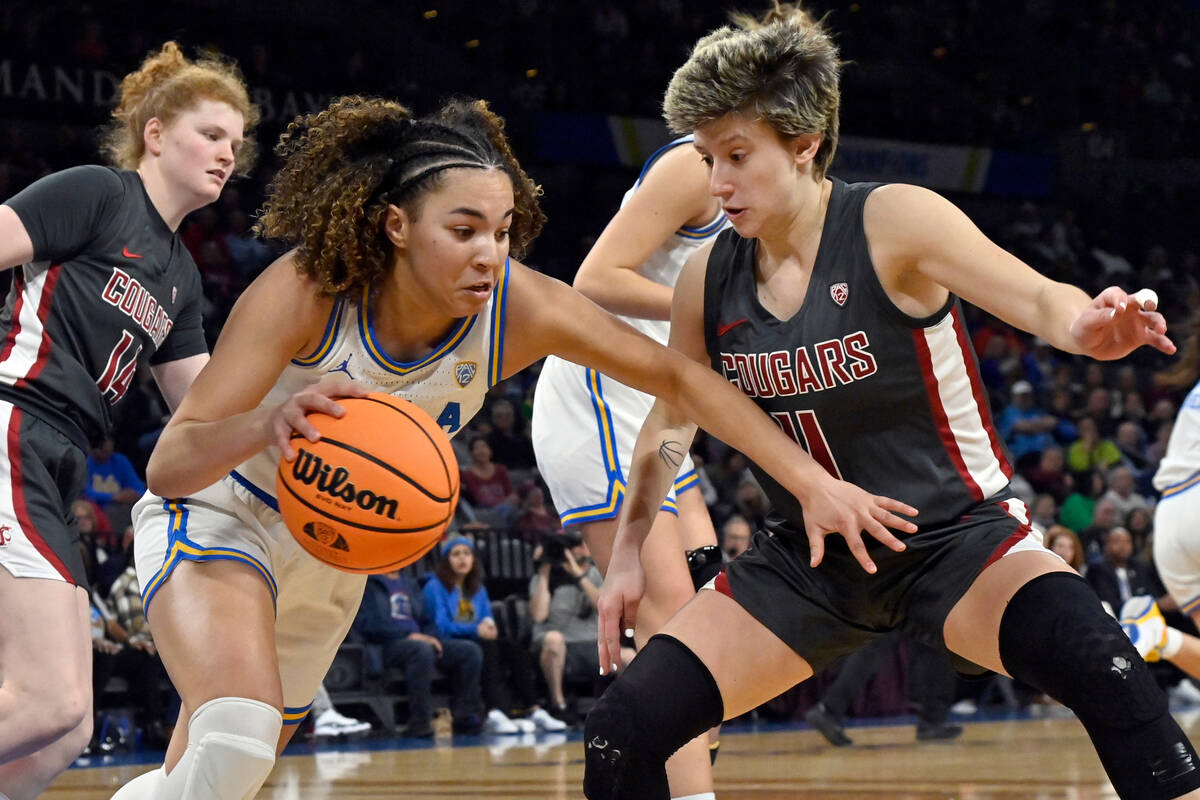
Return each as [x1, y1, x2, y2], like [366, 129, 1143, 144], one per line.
[230, 259, 511, 503]
[616, 135, 729, 346]
[1154, 379, 1200, 499]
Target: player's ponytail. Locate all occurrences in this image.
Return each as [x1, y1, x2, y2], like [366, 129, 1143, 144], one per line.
[101, 41, 258, 174]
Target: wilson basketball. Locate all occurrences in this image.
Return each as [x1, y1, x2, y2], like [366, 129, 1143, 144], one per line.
[276, 393, 459, 574]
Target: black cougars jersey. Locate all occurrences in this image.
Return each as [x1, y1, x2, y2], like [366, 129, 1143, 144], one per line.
[702, 179, 1012, 533]
[1, 166, 207, 450]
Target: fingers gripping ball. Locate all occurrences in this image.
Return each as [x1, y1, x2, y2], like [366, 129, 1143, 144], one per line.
[276, 393, 459, 573]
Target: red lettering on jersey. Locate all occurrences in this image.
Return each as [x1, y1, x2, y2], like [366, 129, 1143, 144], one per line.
[101, 269, 129, 304]
[768, 351, 797, 395]
[815, 339, 853, 387]
[844, 331, 878, 380]
[793, 347, 824, 394]
[753, 353, 777, 398]
[719, 353, 742, 392]
[732, 353, 760, 397]
[97, 330, 143, 404]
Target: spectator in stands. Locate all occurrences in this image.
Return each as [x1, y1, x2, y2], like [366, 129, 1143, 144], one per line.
[486, 398, 537, 471]
[355, 569, 484, 738]
[460, 436, 519, 525]
[721, 514, 753, 561]
[1087, 526, 1160, 615]
[528, 533, 604, 728]
[1024, 446, 1074, 503]
[1067, 416, 1124, 475]
[1081, 386, 1119, 437]
[997, 380, 1058, 466]
[1126, 507, 1154, 555]
[73, 498, 123, 596]
[1030, 494, 1058, 533]
[1080, 497, 1122, 566]
[1114, 419, 1151, 475]
[1060, 469, 1107, 534]
[716, 476, 770, 533]
[423, 537, 545, 734]
[84, 437, 146, 531]
[510, 484, 561, 543]
[1044, 525, 1086, 574]
[83, 542, 170, 753]
[1102, 464, 1151, 520]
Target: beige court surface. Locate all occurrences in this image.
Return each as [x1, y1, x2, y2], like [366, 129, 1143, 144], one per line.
[49, 712, 1199, 799]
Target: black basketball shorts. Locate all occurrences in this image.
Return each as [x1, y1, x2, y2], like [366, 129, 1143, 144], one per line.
[0, 401, 90, 587]
[712, 496, 1044, 673]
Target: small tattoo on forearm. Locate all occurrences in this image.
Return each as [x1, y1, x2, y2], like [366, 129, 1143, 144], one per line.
[658, 439, 684, 468]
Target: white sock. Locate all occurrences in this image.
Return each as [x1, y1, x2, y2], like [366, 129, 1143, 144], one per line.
[1162, 627, 1186, 660]
[672, 794, 717, 800]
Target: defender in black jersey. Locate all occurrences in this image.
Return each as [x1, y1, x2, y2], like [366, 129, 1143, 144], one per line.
[586, 11, 1199, 800]
[0, 41, 255, 798]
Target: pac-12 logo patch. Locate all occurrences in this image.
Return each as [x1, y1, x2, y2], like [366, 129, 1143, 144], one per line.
[830, 282, 849, 306]
[455, 361, 477, 387]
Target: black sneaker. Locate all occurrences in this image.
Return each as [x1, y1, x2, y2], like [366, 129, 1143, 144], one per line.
[916, 721, 964, 742]
[805, 703, 853, 747]
[402, 719, 435, 739]
[452, 714, 483, 736]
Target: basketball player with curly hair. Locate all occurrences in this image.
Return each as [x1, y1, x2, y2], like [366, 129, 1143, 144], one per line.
[113, 95, 915, 799]
[0, 41, 256, 799]
[585, 7, 1199, 800]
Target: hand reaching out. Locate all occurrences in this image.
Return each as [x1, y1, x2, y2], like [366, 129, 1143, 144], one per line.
[1069, 287, 1174, 361]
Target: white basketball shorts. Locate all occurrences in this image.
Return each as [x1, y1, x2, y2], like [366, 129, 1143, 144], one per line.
[532, 356, 698, 528]
[133, 475, 366, 725]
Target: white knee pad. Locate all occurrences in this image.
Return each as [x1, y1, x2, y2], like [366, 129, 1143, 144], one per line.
[160, 697, 282, 800]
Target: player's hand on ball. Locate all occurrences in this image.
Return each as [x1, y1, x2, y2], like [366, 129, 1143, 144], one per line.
[271, 378, 369, 460]
[800, 474, 919, 574]
[1069, 286, 1174, 360]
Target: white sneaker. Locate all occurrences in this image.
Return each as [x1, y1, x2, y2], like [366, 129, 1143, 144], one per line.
[949, 699, 977, 716]
[313, 708, 371, 737]
[485, 708, 520, 735]
[530, 707, 568, 732]
[1119, 595, 1167, 661]
[511, 716, 537, 733]
[1170, 680, 1200, 708]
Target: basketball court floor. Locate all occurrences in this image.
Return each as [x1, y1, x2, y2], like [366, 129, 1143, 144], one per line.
[50, 706, 1200, 799]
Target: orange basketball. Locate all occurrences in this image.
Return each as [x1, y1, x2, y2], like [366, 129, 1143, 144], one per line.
[276, 393, 459, 574]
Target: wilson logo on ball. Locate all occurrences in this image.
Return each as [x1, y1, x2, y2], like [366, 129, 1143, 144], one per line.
[290, 448, 400, 519]
[277, 393, 461, 575]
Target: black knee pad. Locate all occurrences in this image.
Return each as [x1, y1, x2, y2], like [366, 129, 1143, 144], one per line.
[583, 634, 724, 800]
[686, 546, 723, 591]
[999, 572, 1200, 799]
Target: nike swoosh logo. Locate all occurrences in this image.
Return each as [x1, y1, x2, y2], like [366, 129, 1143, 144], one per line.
[122, 247, 143, 259]
[717, 318, 749, 336]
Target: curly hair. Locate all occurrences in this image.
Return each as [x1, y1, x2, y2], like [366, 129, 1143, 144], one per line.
[101, 41, 259, 175]
[664, 2, 843, 180]
[256, 96, 545, 298]
[1158, 304, 1200, 391]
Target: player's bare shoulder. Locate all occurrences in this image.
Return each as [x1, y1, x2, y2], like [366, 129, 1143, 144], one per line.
[227, 248, 337, 355]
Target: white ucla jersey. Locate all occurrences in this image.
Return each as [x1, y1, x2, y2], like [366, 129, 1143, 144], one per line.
[230, 260, 511, 503]
[617, 135, 729, 346]
[1154, 379, 1200, 499]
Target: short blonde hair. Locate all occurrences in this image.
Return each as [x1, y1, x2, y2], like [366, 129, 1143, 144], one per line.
[101, 41, 259, 175]
[664, 3, 842, 180]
